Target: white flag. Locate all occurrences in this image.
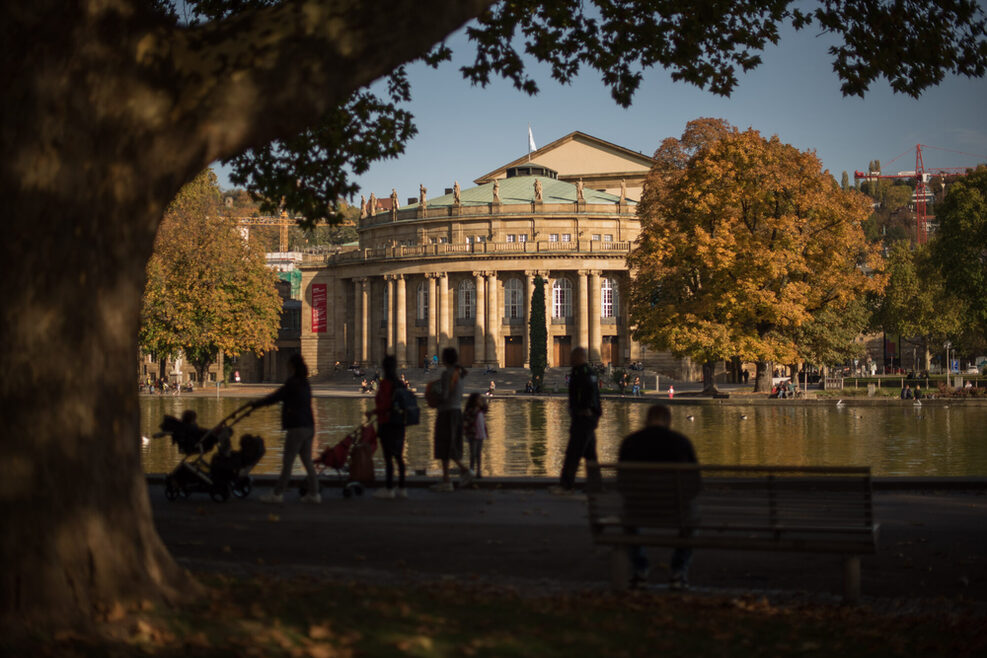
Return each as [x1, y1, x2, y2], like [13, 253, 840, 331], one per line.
[528, 125, 536, 153]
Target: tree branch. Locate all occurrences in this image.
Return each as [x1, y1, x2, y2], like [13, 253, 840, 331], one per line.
[164, 0, 496, 163]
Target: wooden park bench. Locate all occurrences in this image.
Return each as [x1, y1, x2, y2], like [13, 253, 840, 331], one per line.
[585, 463, 879, 602]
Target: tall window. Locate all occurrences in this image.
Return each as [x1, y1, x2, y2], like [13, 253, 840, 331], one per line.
[601, 277, 618, 318]
[518, 234, 528, 243]
[504, 278, 523, 319]
[380, 286, 389, 325]
[549, 234, 559, 242]
[416, 281, 429, 321]
[552, 277, 572, 319]
[506, 234, 515, 243]
[458, 279, 475, 319]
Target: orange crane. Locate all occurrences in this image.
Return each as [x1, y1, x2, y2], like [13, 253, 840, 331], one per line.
[236, 211, 294, 252]
[854, 144, 979, 244]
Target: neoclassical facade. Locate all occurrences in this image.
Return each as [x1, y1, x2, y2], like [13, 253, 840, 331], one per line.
[298, 134, 686, 377]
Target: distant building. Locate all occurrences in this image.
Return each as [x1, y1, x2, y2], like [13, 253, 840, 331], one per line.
[297, 132, 695, 379]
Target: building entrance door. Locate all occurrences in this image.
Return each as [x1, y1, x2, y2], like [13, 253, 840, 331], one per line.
[554, 336, 572, 367]
[458, 336, 475, 367]
[417, 337, 428, 368]
[504, 336, 523, 367]
[601, 336, 620, 366]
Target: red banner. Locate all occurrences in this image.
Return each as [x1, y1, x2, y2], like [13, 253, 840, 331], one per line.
[311, 283, 327, 333]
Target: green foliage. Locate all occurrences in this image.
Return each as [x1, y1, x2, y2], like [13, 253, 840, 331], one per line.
[875, 241, 964, 343]
[929, 166, 987, 346]
[529, 276, 547, 388]
[140, 170, 283, 384]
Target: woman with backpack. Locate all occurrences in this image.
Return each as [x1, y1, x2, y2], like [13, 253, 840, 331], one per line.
[371, 355, 408, 499]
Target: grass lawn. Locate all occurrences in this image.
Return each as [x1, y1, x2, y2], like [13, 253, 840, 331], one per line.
[10, 575, 986, 657]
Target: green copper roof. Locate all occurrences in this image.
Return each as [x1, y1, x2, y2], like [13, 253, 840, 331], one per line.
[402, 176, 632, 210]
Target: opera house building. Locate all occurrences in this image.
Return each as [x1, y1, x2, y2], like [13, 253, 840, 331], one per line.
[299, 132, 686, 377]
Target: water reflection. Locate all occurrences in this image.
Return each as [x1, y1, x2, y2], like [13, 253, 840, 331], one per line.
[141, 397, 987, 478]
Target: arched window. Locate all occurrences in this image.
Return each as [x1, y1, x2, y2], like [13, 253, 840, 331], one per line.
[552, 277, 572, 319]
[601, 277, 618, 318]
[458, 279, 475, 319]
[504, 278, 523, 320]
[416, 280, 429, 321]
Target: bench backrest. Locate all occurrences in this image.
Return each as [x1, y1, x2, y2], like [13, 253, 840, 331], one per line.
[588, 463, 875, 533]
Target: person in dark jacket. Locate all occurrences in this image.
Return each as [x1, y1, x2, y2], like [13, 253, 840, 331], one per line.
[619, 404, 699, 590]
[254, 353, 320, 504]
[370, 355, 407, 499]
[551, 347, 602, 494]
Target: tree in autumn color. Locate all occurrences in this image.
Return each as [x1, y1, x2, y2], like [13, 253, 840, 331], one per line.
[3, 0, 985, 628]
[140, 171, 282, 385]
[629, 123, 885, 393]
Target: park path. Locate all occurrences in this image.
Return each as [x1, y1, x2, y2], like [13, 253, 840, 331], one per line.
[151, 484, 987, 605]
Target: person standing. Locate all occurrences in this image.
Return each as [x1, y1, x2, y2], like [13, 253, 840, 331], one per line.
[463, 393, 488, 479]
[431, 347, 473, 492]
[255, 353, 320, 504]
[551, 347, 601, 494]
[372, 355, 408, 499]
[619, 403, 699, 590]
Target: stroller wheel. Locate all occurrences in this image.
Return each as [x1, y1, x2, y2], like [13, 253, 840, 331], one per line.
[164, 478, 179, 502]
[210, 482, 231, 502]
[232, 476, 252, 498]
[342, 486, 352, 499]
[346, 482, 364, 498]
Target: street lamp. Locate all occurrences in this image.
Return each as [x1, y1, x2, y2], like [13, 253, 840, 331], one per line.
[944, 341, 952, 385]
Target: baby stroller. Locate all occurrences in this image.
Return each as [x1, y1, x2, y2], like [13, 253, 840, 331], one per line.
[310, 416, 378, 498]
[156, 404, 266, 502]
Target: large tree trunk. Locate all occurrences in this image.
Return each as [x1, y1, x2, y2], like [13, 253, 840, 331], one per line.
[1, 0, 495, 626]
[754, 360, 772, 393]
[701, 360, 719, 395]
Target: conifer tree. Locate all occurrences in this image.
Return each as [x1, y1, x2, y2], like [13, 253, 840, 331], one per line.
[529, 276, 547, 391]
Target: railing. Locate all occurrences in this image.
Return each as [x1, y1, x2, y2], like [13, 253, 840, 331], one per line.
[311, 240, 633, 266]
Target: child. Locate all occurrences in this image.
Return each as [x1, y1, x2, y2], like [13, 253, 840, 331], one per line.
[463, 393, 488, 480]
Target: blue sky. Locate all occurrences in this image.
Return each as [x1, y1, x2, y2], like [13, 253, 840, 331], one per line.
[218, 21, 987, 201]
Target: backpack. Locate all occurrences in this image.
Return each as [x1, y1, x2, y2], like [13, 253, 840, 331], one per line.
[424, 379, 443, 409]
[390, 384, 421, 426]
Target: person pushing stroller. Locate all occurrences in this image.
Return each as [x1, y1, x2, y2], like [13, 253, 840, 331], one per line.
[254, 353, 321, 504]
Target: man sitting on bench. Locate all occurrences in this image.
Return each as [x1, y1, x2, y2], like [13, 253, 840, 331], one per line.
[618, 404, 700, 590]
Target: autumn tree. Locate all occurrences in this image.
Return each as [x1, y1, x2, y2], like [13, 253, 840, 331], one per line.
[3, 0, 986, 627]
[629, 124, 884, 394]
[140, 171, 282, 385]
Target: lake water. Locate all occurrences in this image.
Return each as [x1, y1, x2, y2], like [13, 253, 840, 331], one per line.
[140, 397, 987, 478]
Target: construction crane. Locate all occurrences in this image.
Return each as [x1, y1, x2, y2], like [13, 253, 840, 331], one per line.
[236, 211, 294, 252]
[854, 144, 979, 244]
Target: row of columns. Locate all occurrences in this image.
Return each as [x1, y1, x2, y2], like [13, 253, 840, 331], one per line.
[349, 270, 614, 367]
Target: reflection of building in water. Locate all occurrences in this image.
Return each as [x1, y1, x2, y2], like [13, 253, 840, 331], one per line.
[299, 132, 695, 379]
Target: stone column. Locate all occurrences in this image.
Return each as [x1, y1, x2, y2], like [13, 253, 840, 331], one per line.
[474, 271, 487, 364]
[523, 272, 535, 368]
[486, 272, 500, 366]
[385, 275, 395, 355]
[589, 270, 602, 364]
[428, 275, 439, 359]
[577, 270, 589, 352]
[541, 271, 552, 367]
[396, 274, 408, 367]
[358, 278, 369, 365]
[438, 273, 449, 353]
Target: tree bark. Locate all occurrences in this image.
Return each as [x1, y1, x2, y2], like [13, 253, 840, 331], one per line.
[701, 360, 719, 395]
[754, 360, 772, 393]
[1, 0, 495, 625]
